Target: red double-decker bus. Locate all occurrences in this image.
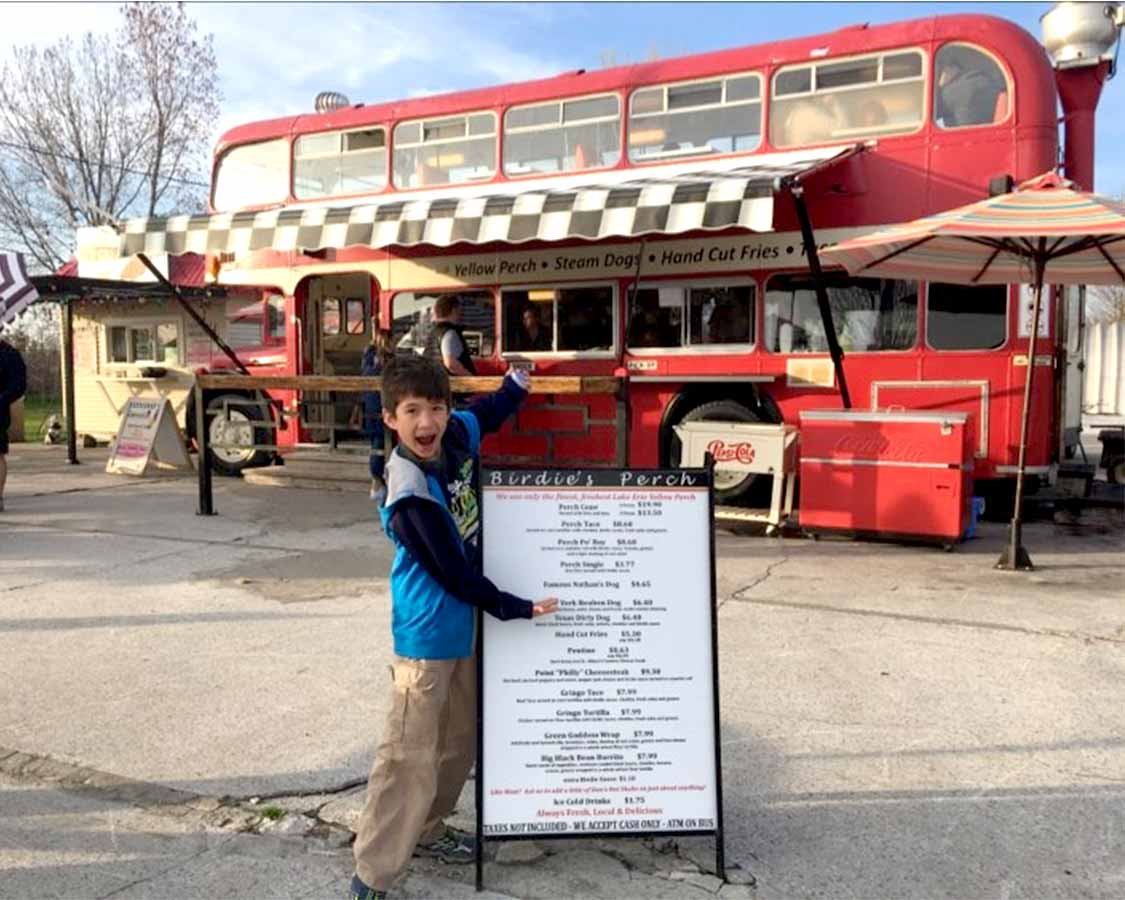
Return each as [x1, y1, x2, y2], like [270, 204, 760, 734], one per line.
[75, 9, 1116, 501]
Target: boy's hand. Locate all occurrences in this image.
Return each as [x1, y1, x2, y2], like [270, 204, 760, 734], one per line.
[531, 597, 559, 617]
[506, 367, 532, 391]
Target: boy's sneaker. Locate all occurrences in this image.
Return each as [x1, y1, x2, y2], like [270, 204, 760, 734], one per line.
[349, 873, 387, 900]
[415, 826, 476, 863]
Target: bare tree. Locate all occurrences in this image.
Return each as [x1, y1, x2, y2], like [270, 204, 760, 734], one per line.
[1087, 283, 1125, 324]
[0, 2, 220, 272]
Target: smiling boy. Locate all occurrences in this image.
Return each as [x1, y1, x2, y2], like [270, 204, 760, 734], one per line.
[351, 354, 557, 900]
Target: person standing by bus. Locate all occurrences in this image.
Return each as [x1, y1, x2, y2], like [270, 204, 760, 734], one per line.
[423, 295, 477, 376]
[0, 334, 27, 512]
[362, 325, 392, 504]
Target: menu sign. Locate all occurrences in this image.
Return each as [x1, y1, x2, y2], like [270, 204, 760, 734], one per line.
[480, 469, 720, 839]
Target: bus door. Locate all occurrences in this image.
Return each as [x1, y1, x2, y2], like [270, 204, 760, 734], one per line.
[299, 273, 375, 441]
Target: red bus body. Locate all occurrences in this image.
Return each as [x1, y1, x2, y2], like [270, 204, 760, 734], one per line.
[197, 13, 1096, 489]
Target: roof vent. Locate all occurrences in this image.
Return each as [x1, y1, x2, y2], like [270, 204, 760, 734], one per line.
[314, 91, 351, 113]
[1041, 2, 1123, 70]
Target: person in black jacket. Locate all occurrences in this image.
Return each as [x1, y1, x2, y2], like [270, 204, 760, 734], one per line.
[423, 294, 476, 375]
[0, 336, 28, 511]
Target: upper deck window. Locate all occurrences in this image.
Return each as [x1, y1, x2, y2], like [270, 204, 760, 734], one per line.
[934, 44, 1009, 129]
[212, 138, 289, 212]
[628, 73, 762, 162]
[393, 113, 497, 188]
[770, 50, 925, 148]
[294, 128, 387, 199]
[503, 94, 621, 175]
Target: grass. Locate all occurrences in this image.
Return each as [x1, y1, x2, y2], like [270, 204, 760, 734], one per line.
[260, 805, 286, 820]
[17, 394, 62, 443]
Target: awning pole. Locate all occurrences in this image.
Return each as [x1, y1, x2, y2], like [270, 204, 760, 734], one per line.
[784, 182, 852, 409]
[61, 297, 79, 465]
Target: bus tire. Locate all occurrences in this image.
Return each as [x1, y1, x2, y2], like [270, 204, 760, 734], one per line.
[205, 393, 270, 477]
[671, 399, 762, 503]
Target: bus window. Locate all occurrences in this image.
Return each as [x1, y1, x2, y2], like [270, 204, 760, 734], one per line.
[504, 94, 620, 175]
[502, 285, 614, 353]
[770, 50, 924, 148]
[212, 138, 289, 212]
[764, 274, 918, 352]
[629, 73, 762, 162]
[628, 282, 755, 348]
[393, 113, 497, 188]
[266, 293, 286, 344]
[294, 127, 387, 199]
[227, 297, 267, 349]
[322, 298, 341, 336]
[926, 283, 1007, 350]
[345, 298, 366, 335]
[392, 291, 496, 357]
[934, 44, 1008, 129]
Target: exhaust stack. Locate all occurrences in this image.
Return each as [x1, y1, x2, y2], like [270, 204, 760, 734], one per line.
[1040, 2, 1124, 190]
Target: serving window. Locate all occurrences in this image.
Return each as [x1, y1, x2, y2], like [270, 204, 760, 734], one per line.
[212, 138, 289, 212]
[629, 73, 762, 162]
[770, 49, 925, 148]
[764, 273, 918, 353]
[294, 127, 387, 199]
[627, 281, 755, 350]
[504, 94, 621, 175]
[393, 113, 497, 188]
[502, 284, 615, 354]
[106, 321, 181, 365]
[391, 290, 496, 357]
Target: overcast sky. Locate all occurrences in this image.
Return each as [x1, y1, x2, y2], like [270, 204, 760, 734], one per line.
[2, 1, 1124, 193]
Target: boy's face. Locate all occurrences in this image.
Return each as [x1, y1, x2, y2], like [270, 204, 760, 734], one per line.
[384, 393, 449, 460]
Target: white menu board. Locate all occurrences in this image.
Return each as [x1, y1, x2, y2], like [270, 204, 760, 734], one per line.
[481, 469, 719, 838]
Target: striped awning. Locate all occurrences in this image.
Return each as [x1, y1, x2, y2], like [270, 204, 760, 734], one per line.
[0, 251, 38, 326]
[107, 146, 858, 260]
[821, 172, 1125, 286]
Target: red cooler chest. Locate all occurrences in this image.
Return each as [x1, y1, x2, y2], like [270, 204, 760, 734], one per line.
[798, 410, 973, 545]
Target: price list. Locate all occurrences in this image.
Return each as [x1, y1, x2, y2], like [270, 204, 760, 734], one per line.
[481, 469, 718, 838]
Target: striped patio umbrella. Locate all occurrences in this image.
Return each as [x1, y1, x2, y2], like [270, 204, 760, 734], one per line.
[821, 172, 1125, 571]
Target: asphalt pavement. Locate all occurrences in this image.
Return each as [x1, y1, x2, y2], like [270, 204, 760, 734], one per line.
[1, 444, 1122, 899]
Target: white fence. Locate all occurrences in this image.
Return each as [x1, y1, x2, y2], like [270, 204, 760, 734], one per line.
[1084, 320, 1125, 416]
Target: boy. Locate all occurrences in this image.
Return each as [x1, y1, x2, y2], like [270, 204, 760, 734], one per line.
[360, 325, 391, 504]
[351, 354, 557, 900]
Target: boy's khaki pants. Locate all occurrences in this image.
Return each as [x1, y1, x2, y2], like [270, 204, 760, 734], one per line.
[353, 654, 476, 891]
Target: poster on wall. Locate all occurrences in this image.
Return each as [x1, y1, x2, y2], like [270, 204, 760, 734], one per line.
[477, 467, 723, 885]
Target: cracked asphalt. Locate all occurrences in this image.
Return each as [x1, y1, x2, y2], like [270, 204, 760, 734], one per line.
[1, 444, 1123, 899]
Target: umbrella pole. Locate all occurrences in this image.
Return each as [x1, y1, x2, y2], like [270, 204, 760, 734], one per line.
[997, 260, 1045, 571]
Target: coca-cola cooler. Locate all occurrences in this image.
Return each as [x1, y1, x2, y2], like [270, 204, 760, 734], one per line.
[798, 410, 973, 546]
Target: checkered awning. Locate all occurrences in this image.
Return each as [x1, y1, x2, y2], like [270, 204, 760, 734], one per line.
[111, 146, 858, 259]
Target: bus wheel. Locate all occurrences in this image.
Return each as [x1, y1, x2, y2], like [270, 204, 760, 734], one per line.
[671, 400, 762, 503]
[207, 393, 269, 477]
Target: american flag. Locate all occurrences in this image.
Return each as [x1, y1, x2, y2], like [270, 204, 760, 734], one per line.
[0, 251, 38, 327]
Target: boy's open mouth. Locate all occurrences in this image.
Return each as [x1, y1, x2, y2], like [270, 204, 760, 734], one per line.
[415, 434, 438, 452]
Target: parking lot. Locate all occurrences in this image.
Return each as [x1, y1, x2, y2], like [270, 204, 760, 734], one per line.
[1, 444, 1123, 899]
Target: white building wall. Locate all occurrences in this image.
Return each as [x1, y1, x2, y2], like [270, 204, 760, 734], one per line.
[1084, 320, 1125, 416]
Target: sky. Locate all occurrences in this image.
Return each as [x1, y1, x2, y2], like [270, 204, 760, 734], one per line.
[2, 1, 1124, 194]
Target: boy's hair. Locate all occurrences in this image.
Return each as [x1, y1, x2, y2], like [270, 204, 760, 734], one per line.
[434, 294, 461, 319]
[381, 353, 452, 413]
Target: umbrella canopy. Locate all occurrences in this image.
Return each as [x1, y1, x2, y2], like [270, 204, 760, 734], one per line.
[821, 172, 1125, 285]
[821, 172, 1125, 571]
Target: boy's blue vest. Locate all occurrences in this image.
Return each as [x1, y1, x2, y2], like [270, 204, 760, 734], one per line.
[379, 411, 482, 659]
